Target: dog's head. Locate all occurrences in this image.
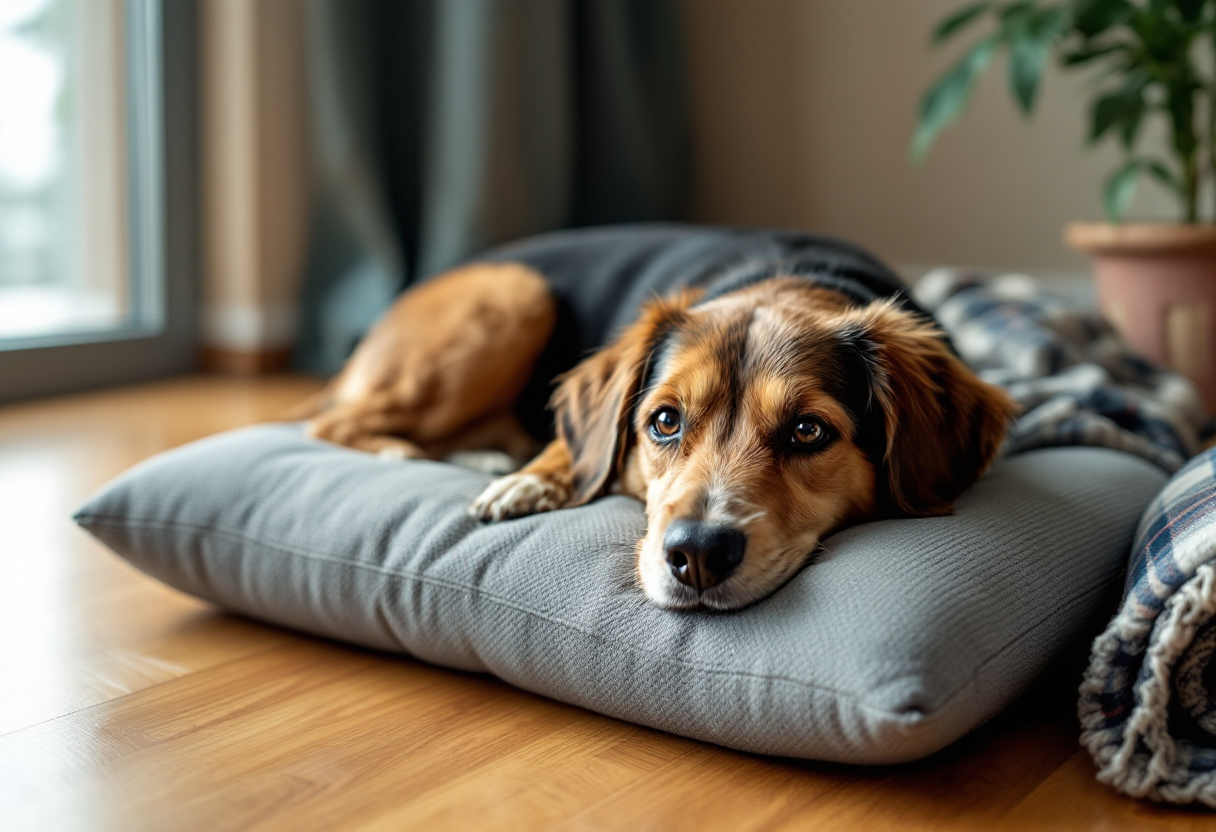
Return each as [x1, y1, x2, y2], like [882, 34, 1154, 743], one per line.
[553, 277, 1019, 610]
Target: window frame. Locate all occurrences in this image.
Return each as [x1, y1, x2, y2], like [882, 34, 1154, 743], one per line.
[0, 0, 198, 404]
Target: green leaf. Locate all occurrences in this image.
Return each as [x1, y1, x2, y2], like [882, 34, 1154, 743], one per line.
[1036, 6, 1070, 37]
[1090, 94, 1123, 143]
[1088, 78, 1147, 145]
[933, 1, 992, 43]
[1072, 0, 1133, 38]
[1008, 10, 1061, 114]
[1165, 80, 1200, 159]
[1117, 93, 1146, 149]
[997, 1, 1034, 25]
[911, 35, 999, 164]
[1174, 0, 1207, 23]
[1102, 157, 1177, 222]
[1061, 42, 1132, 66]
[1103, 159, 1142, 222]
[1127, 7, 1171, 56]
[1144, 160, 1182, 195]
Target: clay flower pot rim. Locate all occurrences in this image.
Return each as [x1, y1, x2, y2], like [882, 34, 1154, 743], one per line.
[1065, 221, 1216, 255]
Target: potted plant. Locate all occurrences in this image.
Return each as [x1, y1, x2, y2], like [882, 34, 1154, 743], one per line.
[912, 0, 1216, 411]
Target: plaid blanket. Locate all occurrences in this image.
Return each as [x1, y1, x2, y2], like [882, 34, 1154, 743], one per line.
[1079, 449, 1216, 806]
[915, 269, 1215, 807]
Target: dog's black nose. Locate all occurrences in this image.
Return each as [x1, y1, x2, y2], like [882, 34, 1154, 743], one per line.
[663, 519, 746, 592]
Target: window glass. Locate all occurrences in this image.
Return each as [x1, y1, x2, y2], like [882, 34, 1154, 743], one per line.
[0, 0, 129, 340]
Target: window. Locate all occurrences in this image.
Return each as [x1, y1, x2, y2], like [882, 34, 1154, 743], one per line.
[0, 0, 129, 339]
[0, 0, 196, 403]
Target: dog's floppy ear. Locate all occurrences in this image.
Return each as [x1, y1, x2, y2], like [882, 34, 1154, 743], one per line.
[551, 290, 698, 506]
[838, 300, 1020, 517]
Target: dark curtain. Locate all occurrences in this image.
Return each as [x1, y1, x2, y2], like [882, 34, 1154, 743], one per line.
[295, 0, 689, 373]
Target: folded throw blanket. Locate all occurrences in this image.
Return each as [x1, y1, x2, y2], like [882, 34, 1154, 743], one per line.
[1079, 449, 1216, 807]
[915, 269, 1211, 470]
[915, 269, 1215, 807]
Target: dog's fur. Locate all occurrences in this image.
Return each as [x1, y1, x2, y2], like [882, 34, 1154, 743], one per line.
[303, 255, 1019, 610]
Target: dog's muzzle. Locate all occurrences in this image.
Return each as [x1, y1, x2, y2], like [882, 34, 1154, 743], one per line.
[663, 519, 746, 592]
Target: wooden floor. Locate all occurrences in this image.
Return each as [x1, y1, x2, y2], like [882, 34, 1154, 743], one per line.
[0, 375, 1209, 831]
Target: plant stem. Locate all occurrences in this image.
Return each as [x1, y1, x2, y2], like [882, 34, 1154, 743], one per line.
[1180, 84, 1201, 223]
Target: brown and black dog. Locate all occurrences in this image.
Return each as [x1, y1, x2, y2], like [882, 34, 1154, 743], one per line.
[301, 226, 1019, 610]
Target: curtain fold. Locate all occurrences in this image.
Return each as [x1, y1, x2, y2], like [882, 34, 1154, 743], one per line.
[295, 0, 688, 373]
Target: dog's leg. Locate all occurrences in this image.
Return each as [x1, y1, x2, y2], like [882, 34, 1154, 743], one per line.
[303, 262, 555, 457]
[306, 395, 428, 458]
[469, 438, 575, 521]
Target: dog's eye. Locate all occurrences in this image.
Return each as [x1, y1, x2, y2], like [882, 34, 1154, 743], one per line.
[650, 407, 682, 440]
[789, 416, 831, 449]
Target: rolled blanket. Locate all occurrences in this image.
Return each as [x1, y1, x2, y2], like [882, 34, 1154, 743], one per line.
[1079, 448, 1216, 807]
[914, 269, 1216, 807]
[914, 269, 1211, 470]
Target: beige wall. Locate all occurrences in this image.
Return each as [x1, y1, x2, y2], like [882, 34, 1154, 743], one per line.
[201, 0, 308, 355]
[681, 0, 1175, 276]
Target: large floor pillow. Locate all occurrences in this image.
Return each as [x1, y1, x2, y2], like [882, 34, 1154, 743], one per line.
[75, 423, 1167, 764]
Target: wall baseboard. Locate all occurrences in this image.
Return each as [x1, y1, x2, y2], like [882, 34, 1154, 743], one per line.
[198, 346, 293, 375]
[200, 301, 298, 354]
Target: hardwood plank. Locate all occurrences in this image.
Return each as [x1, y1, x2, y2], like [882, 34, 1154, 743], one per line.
[4, 641, 653, 832]
[731, 677, 1091, 832]
[998, 751, 1214, 830]
[553, 745, 847, 832]
[355, 723, 695, 832]
[1, 604, 292, 735]
[551, 683, 1078, 832]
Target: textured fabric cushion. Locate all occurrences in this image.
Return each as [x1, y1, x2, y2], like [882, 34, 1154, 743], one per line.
[74, 424, 1167, 764]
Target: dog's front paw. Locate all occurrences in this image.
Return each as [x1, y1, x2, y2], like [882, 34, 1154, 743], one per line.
[469, 473, 570, 522]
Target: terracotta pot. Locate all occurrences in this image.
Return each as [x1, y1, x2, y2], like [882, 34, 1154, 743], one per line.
[1065, 222, 1216, 414]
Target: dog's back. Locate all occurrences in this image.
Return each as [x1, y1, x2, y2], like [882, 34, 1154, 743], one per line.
[460, 223, 931, 437]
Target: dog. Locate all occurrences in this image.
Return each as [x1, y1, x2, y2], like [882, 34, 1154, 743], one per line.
[301, 225, 1019, 610]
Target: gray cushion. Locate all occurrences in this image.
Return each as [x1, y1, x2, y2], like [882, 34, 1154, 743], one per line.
[74, 423, 1167, 764]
